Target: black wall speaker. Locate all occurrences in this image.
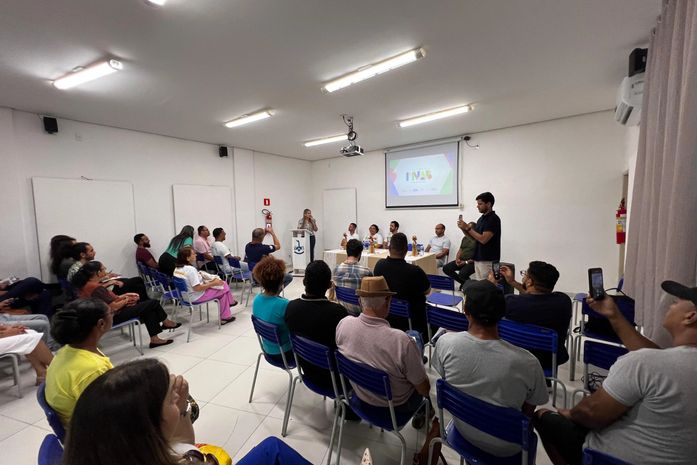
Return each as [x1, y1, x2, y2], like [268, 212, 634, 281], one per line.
[43, 117, 58, 134]
[218, 146, 228, 158]
[628, 48, 648, 77]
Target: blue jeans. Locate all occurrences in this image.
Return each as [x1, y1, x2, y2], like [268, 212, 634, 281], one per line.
[406, 329, 425, 356]
[236, 437, 312, 465]
[0, 277, 53, 317]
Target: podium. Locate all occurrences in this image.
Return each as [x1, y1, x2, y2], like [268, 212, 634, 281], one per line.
[290, 229, 310, 275]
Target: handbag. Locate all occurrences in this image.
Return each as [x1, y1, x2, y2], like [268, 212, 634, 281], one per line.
[413, 417, 448, 465]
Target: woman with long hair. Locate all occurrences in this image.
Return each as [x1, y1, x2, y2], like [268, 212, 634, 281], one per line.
[251, 255, 292, 361]
[45, 298, 114, 427]
[49, 234, 75, 278]
[71, 261, 179, 348]
[64, 358, 312, 465]
[173, 247, 237, 324]
[159, 225, 195, 276]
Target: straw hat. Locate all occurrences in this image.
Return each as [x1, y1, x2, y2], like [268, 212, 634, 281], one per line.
[355, 276, 397, 297]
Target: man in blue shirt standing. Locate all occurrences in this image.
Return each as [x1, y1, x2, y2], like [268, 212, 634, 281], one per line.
[457, 192, 501, 280]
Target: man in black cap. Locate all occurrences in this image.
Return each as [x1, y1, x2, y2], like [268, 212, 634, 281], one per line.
[534, 280, 697, 465]
[433, 280, 548, 458]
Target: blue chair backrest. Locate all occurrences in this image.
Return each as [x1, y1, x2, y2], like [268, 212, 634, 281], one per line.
[428, 274, 455, 292]
[436, 379, 534, 448]
[251, 315, 285, 347]
[335, 351, 392, 400]
[426, 305, 469, 332]
[36, 383, 66, 443]
[57, 278, 76, 301]
[335, 286, 360, 306]
[228, 257, 242, 269]
[388, 297, 410, 319]
[583, 448, 634, 465]
[171, 276, 191, 300]
[583, 341, 628, 371]
[38, 434, 63, 465]
[582, 296, 635, 325]
[196, 252, 205, 262]
[153, 271, 171, 288]
[498, 319, 557, 354]
[213, 255, 225, 267]
[291, 334, 335, 371]
[248, 261, 258, 272]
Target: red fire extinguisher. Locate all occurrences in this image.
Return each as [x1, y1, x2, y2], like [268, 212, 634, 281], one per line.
[616, 199, 627, 244]
[261, 208, 273, 230]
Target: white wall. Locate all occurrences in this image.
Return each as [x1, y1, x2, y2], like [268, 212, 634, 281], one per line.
[0, 108, 310, 280]
[311, 111, 629, 293]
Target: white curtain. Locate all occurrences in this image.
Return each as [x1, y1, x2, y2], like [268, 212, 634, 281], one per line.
[625, 0, 697, 346]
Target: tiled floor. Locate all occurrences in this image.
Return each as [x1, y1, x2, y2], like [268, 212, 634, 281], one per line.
[0, 280, 582, 464]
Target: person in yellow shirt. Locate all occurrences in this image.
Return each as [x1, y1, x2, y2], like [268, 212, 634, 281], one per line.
[45, 298, 114, 427]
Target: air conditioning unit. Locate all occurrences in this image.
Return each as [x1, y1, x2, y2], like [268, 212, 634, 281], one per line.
[615, 73, 645, 126]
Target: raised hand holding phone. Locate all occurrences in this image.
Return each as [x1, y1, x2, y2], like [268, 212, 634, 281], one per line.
[588, 267, 606, 300]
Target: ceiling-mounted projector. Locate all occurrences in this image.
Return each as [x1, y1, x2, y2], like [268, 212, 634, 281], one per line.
[340, 114, 364, 157]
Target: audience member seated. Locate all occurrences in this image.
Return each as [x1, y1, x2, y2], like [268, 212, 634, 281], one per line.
[49, 234, 76, 280]
[364, 224, 384, 248]
[45, 299, 114, 427]
[72, 261, 178, 348]
[333, 239, 373, 315]
[245, 227, 293, 287]
[0, 304, 59, 350]
[211, 227, 246, 275]
[133, 233, 159, 269]
[0, 320, 53, 385]
[66, 242, 95, 282]
[384, 220, 399, 248]
[425, 223, 451, 267]
[497, 261, 572, 369]
[193, 225, 217, 272]
[534, 279, 697, 465]
[442, 224, 476, 288]
[374, 233, 431, 341]
[340, 222, 360, 248]
[251, 256, 292, 362]
[173, 246, 237, 324]
[433, 280, 548, 457]
[0, 275, 53, 317]
[159, 225, 194, 276]
[336, 276, 431, 428]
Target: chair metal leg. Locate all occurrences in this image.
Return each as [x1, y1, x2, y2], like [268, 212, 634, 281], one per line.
[136, 322, 144, 356]
[8, 354, 22, 398]
[334, 402, 347, 465]
[393, 431, 407, 465]
[187, 307, 195, 343]
[248, 352, 263, 402]
[327, 400, 343, 465]
[281, 371, 298, 437]
[427, 437, 443, 465]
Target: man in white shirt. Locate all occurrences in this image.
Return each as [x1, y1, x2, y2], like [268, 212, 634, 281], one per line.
[210, 228, 247, 274]
[340, 222, 360, 248]
[425, 223, 451, 267]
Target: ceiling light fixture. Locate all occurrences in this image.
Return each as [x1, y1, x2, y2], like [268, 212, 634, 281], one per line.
[146, 0, 167, 5]
[223, 110, 274, 128]
[304, 134, 348, 147]
[52, 59, 123, 90]
[398, 104, 472, 128]
[322, 47, 425, 93]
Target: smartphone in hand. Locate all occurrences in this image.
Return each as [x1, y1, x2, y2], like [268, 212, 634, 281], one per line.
[492, 261, 501, 281]
[588, 267, 605, 300]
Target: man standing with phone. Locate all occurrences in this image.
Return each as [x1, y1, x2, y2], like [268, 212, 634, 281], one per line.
[457, 192, 501, 280]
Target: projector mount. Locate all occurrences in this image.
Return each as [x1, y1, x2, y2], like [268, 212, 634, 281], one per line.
[340, 115, 364, 157]
[342, 114, 357, 142]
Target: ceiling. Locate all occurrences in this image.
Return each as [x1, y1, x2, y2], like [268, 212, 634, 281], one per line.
[0, 0, 659, 161]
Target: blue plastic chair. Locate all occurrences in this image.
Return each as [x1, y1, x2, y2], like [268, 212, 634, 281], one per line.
[36, 383, 66, 443]
[583, 448, 634, 465]
[572, 341, 628, 405]
[249, 316, 298, 437]
[498, 319, 568, 407]
[228, 257, 254, 306]
[388, 297, 412, 330]
[426, 275, 464, 309]
[38, 434, 63, 465]
[425, 304, 469, 367]
[335, 286, 360, 311]
[195, 252, 206, 269]
[430, 379, 537, 465]
[110, 317, 144, 355]
[290, 335, 343, 465]
[171, 276, 221, 343]
[152, 270, 179, 312]
[213, 255, 233, 283]
[334, 351, 428, 465]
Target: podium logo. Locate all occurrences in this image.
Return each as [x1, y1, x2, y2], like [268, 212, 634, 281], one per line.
[293, 239, 305, 255]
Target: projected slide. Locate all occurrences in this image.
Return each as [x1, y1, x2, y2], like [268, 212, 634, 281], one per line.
[385, 141, 459, 208]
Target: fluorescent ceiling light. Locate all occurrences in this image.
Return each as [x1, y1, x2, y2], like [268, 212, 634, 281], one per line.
[223, 110, 274, 128]
[304, 134, 348, 147]
[147, 0, 167, 4]
[52, 59, 123, 90]
[322, 47, 425, 93]
[398, 104, 472, 128]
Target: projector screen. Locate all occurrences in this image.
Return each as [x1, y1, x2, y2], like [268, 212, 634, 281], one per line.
[385, 141, 459, 208]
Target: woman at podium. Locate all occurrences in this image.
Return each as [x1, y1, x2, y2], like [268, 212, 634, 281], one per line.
[297, 209, 318, 261]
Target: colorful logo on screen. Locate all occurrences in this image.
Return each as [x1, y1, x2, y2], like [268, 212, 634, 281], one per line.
[405, 170, 433, 182]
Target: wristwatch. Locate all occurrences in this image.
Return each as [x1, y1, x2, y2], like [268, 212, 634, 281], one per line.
[180, 401, 191, 419]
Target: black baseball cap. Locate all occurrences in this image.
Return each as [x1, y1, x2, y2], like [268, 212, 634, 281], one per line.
[661, 280, 697, 307]
[464, 280, 506, 325]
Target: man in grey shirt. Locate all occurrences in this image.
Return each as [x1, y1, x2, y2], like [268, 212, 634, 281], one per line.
[433, 280, 548, 457]
[535, 280, 697, 465]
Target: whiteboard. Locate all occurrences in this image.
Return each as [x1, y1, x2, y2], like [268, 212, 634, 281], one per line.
[172, 184, 235, 251]
[32, 177, 136, 281]
[322, 188, 357, 251]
